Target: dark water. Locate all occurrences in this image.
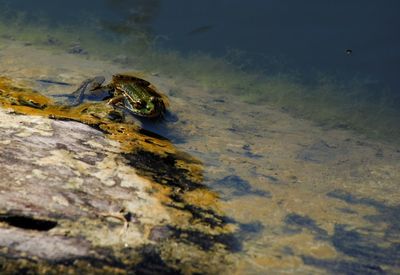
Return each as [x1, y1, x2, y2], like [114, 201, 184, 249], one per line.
[1, 0, 399, 139]
[2, 0, 399, 86]
[156, 1, 400, 89]
[0, 0, 400, 136]
[0, 0, 400, 142]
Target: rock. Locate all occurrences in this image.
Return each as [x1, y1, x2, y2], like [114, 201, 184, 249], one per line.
[68, 43, 88, 55]
[0, 77, 245, 273]
[45, 35, 61, 46]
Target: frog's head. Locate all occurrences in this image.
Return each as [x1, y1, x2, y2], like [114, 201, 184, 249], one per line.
[126, 96, 165, 118]
[149, 96, 166, 118]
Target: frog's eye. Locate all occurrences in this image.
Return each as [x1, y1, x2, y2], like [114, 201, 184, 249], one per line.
[133, 99, 145, 109]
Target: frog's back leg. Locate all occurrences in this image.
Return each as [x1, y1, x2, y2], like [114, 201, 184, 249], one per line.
[70, 76, 105, 106]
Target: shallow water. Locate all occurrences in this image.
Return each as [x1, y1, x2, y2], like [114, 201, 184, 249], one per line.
[0, 1, 399, 274]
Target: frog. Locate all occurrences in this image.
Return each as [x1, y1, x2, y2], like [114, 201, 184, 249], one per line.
[69, 74, 167, 119]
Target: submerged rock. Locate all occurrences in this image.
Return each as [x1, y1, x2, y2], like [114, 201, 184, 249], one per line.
[68, 43, 88, 55]
[0, 77, 243, 273]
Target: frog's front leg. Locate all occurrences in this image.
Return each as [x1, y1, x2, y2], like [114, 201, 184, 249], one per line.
[70, 76, 106, 106]
[107, 95, 125, 106]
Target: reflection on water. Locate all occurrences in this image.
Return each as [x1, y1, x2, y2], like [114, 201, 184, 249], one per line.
[0, 1, 399, 274]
